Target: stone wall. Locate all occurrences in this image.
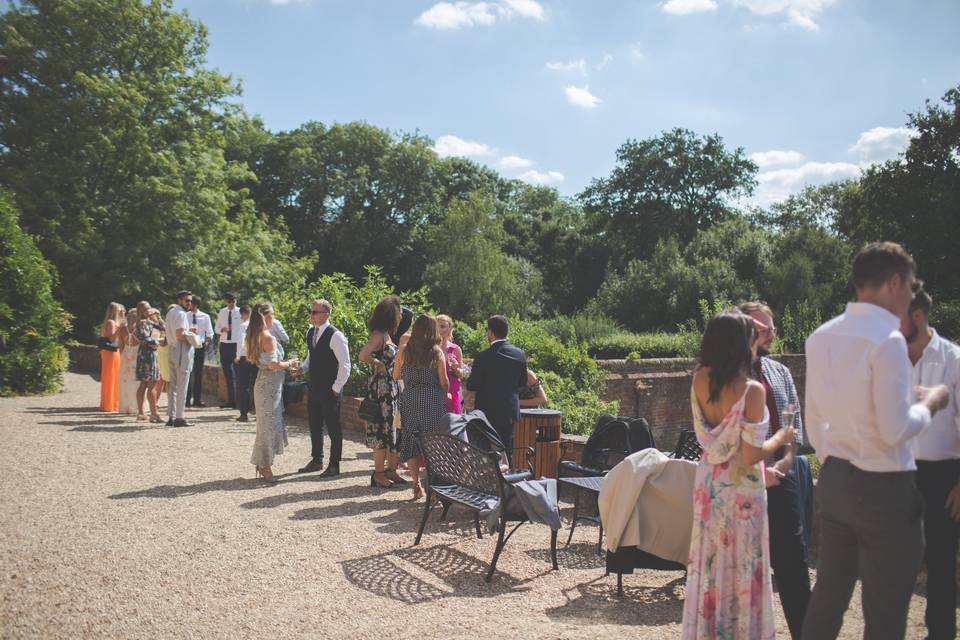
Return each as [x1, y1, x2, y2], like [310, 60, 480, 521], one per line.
[597, 354, 807, 452]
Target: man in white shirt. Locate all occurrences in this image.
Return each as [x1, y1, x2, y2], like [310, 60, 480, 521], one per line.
[270, 317, 289, 344]
[901, 288, 960, 640]
[802, 242, 949, 640]
[185, 295, 214, 408]
[234, 305, 256, 423]
[165, 290, 197, 427]
[214, 292, 242, 409]
[295, 298, 351, 476]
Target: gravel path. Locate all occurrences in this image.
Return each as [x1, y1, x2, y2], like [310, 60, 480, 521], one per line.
[0, 371, 938, 639]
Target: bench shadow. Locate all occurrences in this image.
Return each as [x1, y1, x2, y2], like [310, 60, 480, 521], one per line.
[544, 574, 685, 626]
[341, 543, 532, 604]
[527, 542, 605, 571]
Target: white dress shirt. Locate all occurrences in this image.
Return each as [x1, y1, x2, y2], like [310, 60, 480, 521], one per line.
[301, 321, 351, 394]
[805, 302, 932, 472]
[215, 306, 242, 343]
[236, 319, 250, 359]
[911, 329, 960, 461]
[188, 309, 214, 345]
[270, 318, 289, 344]
[165, 304, 189, 339]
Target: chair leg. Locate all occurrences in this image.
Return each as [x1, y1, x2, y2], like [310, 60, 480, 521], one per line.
[550, 529, 558, 570]
[486, 519, 507, 582]
[565, 488, 580, 547]
[617, 572, 623, 597]
[414, 489, 435, 546]
[474, 513, 482, 539]
[439, 499, 451, 521]
[597, 521, 604, 555]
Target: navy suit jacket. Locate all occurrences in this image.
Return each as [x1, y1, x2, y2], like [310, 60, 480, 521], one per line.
[466, 340, 527, 431]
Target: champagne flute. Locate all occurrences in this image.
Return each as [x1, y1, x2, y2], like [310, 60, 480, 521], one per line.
[780, 403, 796, 457]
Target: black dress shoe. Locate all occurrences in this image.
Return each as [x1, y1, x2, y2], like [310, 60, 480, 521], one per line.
[236, 415, 249, 423]
[166, 418, 174, 427]
[219, 402, 236, 409]
[173, 419, 190, 427]
[298, 460, 324, 473]
[193, 401, 206, 408]
[318, 464, 340, 478]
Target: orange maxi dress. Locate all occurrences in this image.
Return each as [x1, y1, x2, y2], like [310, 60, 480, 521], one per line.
[100, 347, 120, 412]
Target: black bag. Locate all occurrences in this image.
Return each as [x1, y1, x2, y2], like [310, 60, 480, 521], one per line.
[97, 336, 119, 352]
[282, 381, 307, 406]
[358, 396, 382, 423]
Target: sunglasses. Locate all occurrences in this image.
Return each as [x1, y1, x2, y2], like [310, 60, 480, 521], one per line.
[311, 309, 330, 315]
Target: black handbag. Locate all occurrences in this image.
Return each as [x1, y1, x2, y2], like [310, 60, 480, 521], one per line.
[97, 335, 119, 352]
[358, 396, 382, 423]
[282, 380, 307, 405]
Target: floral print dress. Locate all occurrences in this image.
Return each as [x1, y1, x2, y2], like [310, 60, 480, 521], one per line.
[682, 385, 775, 640]
[364, 341, 399, 451]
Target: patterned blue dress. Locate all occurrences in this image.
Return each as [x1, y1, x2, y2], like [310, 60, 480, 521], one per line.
[250, 343, 288, 467]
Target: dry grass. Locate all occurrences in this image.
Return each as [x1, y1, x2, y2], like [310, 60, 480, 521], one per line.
[0, 372, 939, 639]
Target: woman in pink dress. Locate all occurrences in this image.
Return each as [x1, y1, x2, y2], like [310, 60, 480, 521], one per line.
[683, 311, 796, 640]
[436, 314, 463, 413]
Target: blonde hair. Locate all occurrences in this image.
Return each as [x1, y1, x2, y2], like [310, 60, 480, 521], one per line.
[245, 303, 272, 363]
[311, 298, 332, 313]
[102, 302, 125, 331]
[136, 301, 151, 321]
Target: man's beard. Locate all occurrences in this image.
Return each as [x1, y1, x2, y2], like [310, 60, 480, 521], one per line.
[757, 345, 770, 357]
[903, 320, 919, 343]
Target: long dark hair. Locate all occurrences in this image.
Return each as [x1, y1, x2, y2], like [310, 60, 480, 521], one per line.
[404, 314, 442, 368]
[368, 297, 401, 335]
[698, 310, 755, 403]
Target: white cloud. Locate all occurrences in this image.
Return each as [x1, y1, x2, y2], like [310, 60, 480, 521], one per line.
[849, 126, 916, 164]
[749, 149, 805, 167]
[662, 0, 718, 15]
[414, 0, 544, 29]
[433, 134, 496, 158]
[731, 0, 838, 31]
[498, 155, 536, 170]
[595, 53, 614, 71]
[546, 59, 587, 75]
[564, 85, 601, 109]
[630, 43, 646, 61]
[755, 161, 861, 205]
[518, 170, 565, 185]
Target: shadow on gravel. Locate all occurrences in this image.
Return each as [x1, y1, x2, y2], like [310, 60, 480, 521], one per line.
[109, 477, 270, 499]
[291, 497, 398, 520]
[544, 574, 685, 626]
[526, 542, 605, 571]
[342, 543, 535, 604]
[25, 406, 102, 415]
[239, 482, 382, 509]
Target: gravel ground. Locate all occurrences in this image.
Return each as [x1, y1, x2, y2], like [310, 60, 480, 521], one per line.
[0, 371, 939, 639]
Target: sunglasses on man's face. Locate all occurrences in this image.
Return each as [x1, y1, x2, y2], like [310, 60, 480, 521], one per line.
[311, 310, 329, 316]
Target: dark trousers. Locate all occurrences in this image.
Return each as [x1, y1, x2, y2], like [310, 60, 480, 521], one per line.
[917, 459, 960, 640]
[185, 347, 206, 406]
[308, 386, 342, 466]
[801, 457, 924, 640]
[768, 461, 812, 640]
[219, 342, 237, 405]
[236, 357, 258, 418]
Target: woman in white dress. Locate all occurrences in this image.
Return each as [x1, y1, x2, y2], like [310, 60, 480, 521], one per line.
[118, 308, 141, 415]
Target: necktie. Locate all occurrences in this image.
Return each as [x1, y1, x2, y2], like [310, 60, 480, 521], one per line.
[192, 313, 197, 325]
[227, 311, 232, 341]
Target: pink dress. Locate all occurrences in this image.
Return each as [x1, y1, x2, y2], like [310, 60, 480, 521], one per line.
[682, 385, 775, 640]
[444, 342, 462, 413]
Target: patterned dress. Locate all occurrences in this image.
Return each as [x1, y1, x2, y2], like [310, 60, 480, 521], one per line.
[682, 385, 775, 640]
[398, 362, 446, 463]
[444, 342, 462, 413]
[250, 343, 288, 468]
[135, 321, 161, 382]
[365, 341, 399, 451]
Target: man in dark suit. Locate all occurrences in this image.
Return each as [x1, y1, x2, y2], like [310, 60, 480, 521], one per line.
[466, 315, 528, 452]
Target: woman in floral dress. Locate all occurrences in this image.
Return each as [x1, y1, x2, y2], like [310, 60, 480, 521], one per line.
[358, 298, 406, 489]
[683, 311, 796, 640]
[134, 301, 162, 422]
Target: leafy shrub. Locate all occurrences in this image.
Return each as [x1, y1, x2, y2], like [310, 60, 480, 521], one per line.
[930, 299, 960, 341]
[268, 266, 430, 397]
[0, 193, 71, 395]
[538, 372, 619, 436]
[591, 332, 700, 360]
[778, 300, 824, 354]
[535, 312, 624, 345]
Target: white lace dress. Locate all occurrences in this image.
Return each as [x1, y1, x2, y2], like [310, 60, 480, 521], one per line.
[118, 329, 141, 414]
[250, 344, 288, 468]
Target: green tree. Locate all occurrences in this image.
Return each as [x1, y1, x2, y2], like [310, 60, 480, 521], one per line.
[0, 0, 293, 338]
[0, 192, 71, 395]
[580, 128, 758, 269]
[424, 192, 543, 323]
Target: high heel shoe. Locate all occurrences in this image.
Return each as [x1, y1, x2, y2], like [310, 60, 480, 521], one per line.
[255, 466, 278, 484]
[411, 482, 424, 501]
[370, 472, 393, 489]
[383, 468, 408, 485]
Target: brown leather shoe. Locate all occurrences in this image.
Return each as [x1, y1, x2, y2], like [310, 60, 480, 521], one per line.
[318, 464, 340, 477]
[298, 460, 324, 473]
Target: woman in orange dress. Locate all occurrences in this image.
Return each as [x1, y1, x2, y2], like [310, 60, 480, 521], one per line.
[99, 302, 125, 412]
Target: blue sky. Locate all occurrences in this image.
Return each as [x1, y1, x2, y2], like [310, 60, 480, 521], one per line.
[174, 0, 960, 204]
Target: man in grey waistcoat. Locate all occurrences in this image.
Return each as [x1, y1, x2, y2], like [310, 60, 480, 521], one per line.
[165, 290, 197, 427]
